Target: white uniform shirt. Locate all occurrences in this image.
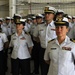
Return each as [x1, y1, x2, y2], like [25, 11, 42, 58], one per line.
[2, 23, 12, 36]
[30, 23, 37, 35]
[24, 22, 32, 33]
[46, 21, 57, 46]
[67, 25, 75, 39]
[33, 23, 47, 48]
[9, 31, 34, 59]
[11, 23, 16, 34]
[33, 21, 56, 48]
[0, 33, 8, 51]
[44, 36, 75, 75]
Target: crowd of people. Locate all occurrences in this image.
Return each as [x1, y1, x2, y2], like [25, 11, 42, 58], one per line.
[0, 5, 75, 75]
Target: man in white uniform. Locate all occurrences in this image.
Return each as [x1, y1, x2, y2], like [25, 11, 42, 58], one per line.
[44, 17, 75, 75]
[33, 6, 57, 75]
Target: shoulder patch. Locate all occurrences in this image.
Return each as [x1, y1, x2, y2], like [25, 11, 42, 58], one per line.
[70, 39, 75, 43]
[48, 39, 55, 43]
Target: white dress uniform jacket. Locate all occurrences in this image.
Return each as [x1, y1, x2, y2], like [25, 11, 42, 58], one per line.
[9, 31, 33, 59]
[11, 23, 16, 34]
[2, 23, 12, 36]
[24, 22, 32, 33]
[67, 25, 75, 39]
[0, 33, 8, 51]
[33, 21, 56, 48]
[44, 36, 75, 75]
[30, 23, 37, 35]
[46, 21, 57, 46]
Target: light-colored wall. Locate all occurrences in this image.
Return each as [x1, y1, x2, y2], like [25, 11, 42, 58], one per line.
[16, 3, 75, 16]
[0, 0, 75, 18]
[0, 0, 9, 18]
[29, 0, 75, 3]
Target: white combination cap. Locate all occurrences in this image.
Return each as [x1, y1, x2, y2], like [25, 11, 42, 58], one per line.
[44, 6, 56, 14]
[36, 14, 44, 18]
[6, 17, 11, 20]
[67, 15, 72, 19]
[55, 17, 69, 27]
[72, 16, 75, 19]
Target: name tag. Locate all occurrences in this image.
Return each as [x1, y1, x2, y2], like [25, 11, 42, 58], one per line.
[51, 28, 56, 31]
[62, 47, 71, 51]
[51, 48, 57, 50]
[13, 38, 16, 40]
[20, 37, 26, 40]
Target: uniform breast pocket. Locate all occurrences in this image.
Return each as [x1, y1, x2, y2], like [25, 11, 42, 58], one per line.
[49, 50, 58, 61]
[39, 30, 45, 36]
[20, 39, 27, 46]
[13, 39, 17, 46]
[62, 50, 72, 61]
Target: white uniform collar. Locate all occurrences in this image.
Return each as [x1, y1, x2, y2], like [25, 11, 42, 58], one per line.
[55, 36, 70, 45]
[15, 30, 25, 36]
[48, 20, 54, 26]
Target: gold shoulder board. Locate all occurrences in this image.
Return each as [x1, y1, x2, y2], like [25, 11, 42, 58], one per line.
[48, 39, 55, 43]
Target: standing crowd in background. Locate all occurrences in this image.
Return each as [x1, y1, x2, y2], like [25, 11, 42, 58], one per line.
[0, 5, 75, 75]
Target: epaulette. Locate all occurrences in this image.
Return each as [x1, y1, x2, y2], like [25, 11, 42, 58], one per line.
[70, 39, 75, 43]
[48, 39, 55, 43]
[25, 32, 30, 35]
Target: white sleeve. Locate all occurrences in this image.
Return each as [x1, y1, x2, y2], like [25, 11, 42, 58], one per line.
[44, 43, 50, 61]
[26, 34, 34, 47]
[2, 33, 8, 43]
[9, 36, 13, 47]
[71, 43, 75, 60]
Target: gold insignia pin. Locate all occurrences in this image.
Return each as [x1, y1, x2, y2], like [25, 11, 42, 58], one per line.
[56, 17, 63, 22]
[45, 7, 49, 11]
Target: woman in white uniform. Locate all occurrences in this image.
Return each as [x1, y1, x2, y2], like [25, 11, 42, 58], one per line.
[9, 17, 33, 75]
[44, 17, 75, 75]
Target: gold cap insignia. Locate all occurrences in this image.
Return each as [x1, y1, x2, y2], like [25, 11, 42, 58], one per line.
[56, 17, 63, 22]
[45, 7, 49, 11]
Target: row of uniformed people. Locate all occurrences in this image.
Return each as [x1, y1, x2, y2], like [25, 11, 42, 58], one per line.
[0, 15, 34, 75]
[29, 6, 75, 75]
[0, 6, 75, 75]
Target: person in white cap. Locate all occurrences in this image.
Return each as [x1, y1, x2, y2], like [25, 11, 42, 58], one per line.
[3, 17, 12, 37]
[9, 17, 33, 75]
[72, 16, 75, 25]
[0, 17, 11, 72]
[67, 15, 73, 31]
[0, 17, 8, 75]
[67, 16, 75, 39]
[33, 6, 57, 75]
[31, 14, 44, 75]
[54, 9, 64, 21]
[11, 18, 16, 34]
[24, 18, 32, 33]
[0, 18, 3, 32]
[36, 14, 44, 24]
[44, 17, 75, 75]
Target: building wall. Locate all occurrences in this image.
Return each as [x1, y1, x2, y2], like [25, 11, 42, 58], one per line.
[16, 3, 75, 16]
[29, 0, 75, 3]
[0, 0, 75, 18]
[0, 0, 9, 18]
